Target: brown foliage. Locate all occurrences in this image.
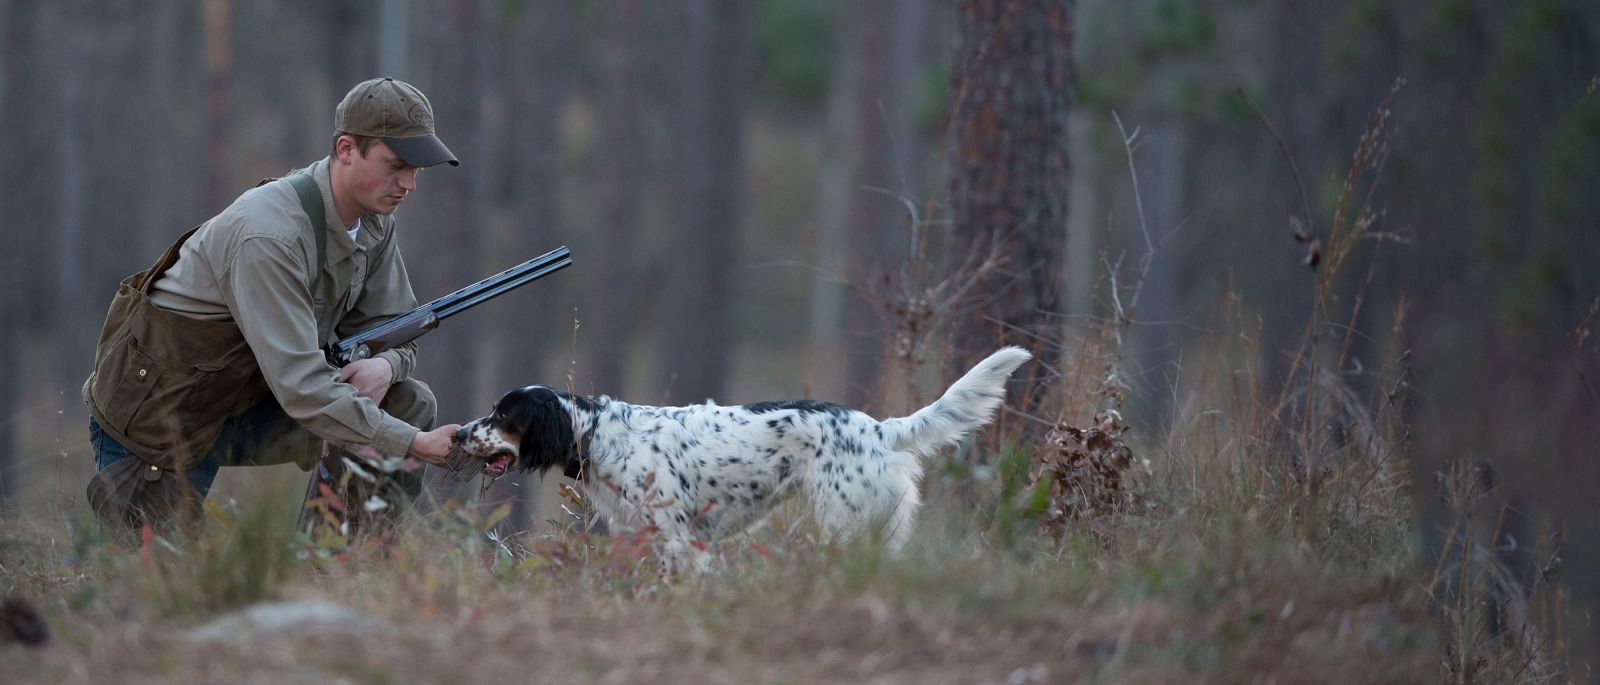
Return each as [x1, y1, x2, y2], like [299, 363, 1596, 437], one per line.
[1027, 409, 1143, 530]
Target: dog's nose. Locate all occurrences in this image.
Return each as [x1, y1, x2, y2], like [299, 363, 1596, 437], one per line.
[454, 426, 469, 443]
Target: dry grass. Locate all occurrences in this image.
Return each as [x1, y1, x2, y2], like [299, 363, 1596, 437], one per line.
[0, 287, 1450, 684]
[0, 444, 1437, 684]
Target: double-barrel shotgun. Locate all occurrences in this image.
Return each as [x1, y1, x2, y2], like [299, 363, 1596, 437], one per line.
[325, 246, 573, 367]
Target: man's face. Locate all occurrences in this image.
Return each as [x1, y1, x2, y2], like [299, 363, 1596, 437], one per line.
[336, 137, 419, 216]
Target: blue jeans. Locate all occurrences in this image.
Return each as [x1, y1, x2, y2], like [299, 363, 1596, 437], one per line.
[89, 397, 320, 499]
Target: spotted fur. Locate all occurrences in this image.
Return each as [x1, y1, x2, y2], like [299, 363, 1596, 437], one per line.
[456, 347, 1032, 572]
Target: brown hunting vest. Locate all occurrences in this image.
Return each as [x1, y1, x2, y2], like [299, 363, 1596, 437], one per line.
[82, 175, 327, 472]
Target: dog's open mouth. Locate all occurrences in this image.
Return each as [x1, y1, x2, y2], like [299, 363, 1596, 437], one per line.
[483, 450, 515, 477]
[442, 443, 515, 482]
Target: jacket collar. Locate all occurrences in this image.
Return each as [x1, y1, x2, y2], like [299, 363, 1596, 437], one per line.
[308, 157, 389, 263]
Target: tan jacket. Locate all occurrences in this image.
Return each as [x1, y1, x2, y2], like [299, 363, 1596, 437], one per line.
[92, 158, 422, 460]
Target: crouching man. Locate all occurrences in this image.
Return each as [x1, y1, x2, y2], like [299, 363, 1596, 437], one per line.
[82, 78, 462, 539]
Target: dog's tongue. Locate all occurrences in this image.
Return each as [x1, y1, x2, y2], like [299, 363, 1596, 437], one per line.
[484, 454, 512, 477]
[442, 444, 479, 482]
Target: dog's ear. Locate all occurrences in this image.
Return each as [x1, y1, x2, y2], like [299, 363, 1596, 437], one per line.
[517, 391, 575, 475]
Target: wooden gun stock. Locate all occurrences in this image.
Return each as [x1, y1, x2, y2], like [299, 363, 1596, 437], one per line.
[340, 311, 439, 364]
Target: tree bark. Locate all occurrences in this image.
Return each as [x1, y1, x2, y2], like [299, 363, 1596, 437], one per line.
[654, 0, 753, 404]
[948, 0, 1074, 407]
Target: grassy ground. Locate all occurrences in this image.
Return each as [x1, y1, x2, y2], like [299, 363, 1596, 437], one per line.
[0, 335, 1453, 684]
[0, 237, 1560, 682]
[0, 481, 1434, 684]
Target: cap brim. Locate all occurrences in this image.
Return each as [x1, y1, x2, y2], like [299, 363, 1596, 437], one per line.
[384, 135, 459, 167]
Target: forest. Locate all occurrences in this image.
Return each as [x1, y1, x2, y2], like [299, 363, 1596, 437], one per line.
[1, 0, 1597, 682]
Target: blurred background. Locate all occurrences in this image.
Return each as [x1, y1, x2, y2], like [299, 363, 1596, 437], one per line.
[0, 0, 1597, 671]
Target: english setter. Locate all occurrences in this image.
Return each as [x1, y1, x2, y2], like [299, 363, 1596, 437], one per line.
[454, 347, 1031, 572]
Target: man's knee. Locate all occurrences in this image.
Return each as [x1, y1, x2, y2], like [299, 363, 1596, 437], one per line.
[380, 379, 437, 431]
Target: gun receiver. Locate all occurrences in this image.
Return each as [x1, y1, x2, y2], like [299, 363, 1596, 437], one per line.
[326, 246, 572, 366]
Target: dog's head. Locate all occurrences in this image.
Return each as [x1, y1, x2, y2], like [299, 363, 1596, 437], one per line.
[456, 385, 577, 477]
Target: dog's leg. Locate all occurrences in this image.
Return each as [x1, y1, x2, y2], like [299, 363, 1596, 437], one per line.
[655, 530, 713, 581]
[807, 452, 925, 551]
[881, 452, 925, 552]
[806, 458, 879, 547]
[884, 482, 922, 552]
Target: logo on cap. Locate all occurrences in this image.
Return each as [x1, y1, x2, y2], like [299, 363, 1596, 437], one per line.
[408, 103, 435, 131]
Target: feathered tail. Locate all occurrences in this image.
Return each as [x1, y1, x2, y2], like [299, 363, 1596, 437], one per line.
[878, 346, 1032, 455]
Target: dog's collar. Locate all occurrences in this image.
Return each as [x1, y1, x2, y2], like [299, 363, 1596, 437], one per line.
[563, 411, 599, 481]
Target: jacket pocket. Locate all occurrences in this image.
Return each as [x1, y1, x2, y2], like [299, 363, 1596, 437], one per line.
[92, 336, 220, 452]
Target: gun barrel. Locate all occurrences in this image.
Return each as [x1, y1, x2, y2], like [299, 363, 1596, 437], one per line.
[435, 253, 572, 319]
[423, 246, 571, 314]
[327, 246, 572, 365]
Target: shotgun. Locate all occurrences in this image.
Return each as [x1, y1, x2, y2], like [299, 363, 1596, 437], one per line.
[325, 246, 573, 367]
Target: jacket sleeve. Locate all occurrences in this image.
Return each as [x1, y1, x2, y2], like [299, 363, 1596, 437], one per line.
[334, 228, 421, 384]
[218, 233, 419, 458]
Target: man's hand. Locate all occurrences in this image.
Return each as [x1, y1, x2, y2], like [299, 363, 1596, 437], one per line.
[407, 424, 463, 467]
[336, 357, 394, 406]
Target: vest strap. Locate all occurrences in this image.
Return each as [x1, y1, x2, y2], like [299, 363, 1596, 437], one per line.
[285, 173, 328, 294]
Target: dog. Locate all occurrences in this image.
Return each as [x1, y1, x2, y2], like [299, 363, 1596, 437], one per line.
[454, 347, 1031, 572]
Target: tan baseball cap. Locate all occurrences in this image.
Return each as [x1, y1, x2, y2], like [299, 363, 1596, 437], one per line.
[334, 77, 459, 167]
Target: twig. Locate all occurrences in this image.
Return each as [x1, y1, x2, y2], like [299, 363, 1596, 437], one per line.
[1108, 112, 1181, 325]
[1111, 111, 1155, 257]
[1235, 87, 1316, 244]
[1572, 296, 1599, 401]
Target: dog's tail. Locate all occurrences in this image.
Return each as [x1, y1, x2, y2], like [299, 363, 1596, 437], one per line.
[878, 346, 1032, 456]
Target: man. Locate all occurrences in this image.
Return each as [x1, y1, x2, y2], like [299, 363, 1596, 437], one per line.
[82, 78, 462, 538]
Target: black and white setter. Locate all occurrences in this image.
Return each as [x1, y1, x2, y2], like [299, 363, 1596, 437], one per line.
[455, 347, 1031, 572]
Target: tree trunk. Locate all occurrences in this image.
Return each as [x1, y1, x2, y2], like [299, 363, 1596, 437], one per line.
[806, 6, 861, 403]
[377, 0, 412, 78]
[134, 0, 179, 259]
[481, 0, 572, 538]
[0, 0, 40, 509]
[654, 0, 752, 404]
[54, 4, 92, 422]
[322, 0, 373, 90]
[948, 0, 1074, 408]
[842, 0, 929, 411]
[201, 0, 233, 208]
[418, 0, 488, 425]
[1126, 118, 1185, 429]
[411, 1, 493, 511]
[578, 0, 649, 398]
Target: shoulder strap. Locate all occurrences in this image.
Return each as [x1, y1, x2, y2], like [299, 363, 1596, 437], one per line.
[133, 226, 203, 293]
[285, 173, 328, 294]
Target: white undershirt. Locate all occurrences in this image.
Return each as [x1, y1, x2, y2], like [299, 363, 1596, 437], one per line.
[347, 219, 361, 242]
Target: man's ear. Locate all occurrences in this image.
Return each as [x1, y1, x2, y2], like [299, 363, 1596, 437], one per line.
[333, 134, 356, 164]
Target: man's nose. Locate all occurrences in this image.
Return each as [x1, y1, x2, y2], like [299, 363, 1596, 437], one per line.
[399, 167, 418, 192]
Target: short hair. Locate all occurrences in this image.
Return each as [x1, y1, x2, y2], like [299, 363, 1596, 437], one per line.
[330, 131, 381, 158]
